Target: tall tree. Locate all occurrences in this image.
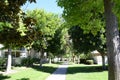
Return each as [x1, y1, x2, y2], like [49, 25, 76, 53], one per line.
[57, 0, 120, 79]
[68, 26, 107, 69]
[68, 26, 101, 53]
[0, 0, 36, 72]
[104, 0, 120, 80]
[26, 9, 61, 67]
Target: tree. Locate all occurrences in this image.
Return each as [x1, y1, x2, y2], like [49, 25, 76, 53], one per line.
[57, 0, 120, 79]
[68, 26, 107, 69]
[68, 26, 99, 53]
[47, 28, 62, 58]
[0, 0, 36, 72]
[47, 27, 63, 63]
[104, 0, 120, 80]
[0, 27, 32, 71]
[26, 9, 61, 67]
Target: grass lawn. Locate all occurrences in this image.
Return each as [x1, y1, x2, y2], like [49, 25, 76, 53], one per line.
[0, 64, 58, 80]
[66, 64, 108, 80]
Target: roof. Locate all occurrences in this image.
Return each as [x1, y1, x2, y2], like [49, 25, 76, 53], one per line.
[91, 50, 101, 56]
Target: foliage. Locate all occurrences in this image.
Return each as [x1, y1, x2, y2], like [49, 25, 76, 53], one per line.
[0, 0, 37, 72]
[80, 53, 92, 60]
[57, 0, 120, 79]
[0, 27, 34, 48]
[57, 0, 104, 35]
[79, 53, 93, 64]
[68, 26, 103, 53]
[47, 27, 62, 55]
[0, 0, 37, 48]
[80, 54, 87, 60]
[47, 24, 72, 57]
[48, 53, 54, 58]
[0, 0, 36, 33]
[85, 60, 94, 65]
[32, 58, 40, 64]
[21, 57, 34, 67]
[26, 9, 61, 52]
[0, 58, 6, 70]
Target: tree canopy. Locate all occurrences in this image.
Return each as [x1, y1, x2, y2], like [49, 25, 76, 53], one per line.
[26, 9, 61, 52]
[57, 0, 104, 34]
[57, 0, 120, 80]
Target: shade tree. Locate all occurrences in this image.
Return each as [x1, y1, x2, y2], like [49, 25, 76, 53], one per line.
[25, 9, 61, 66]
[68, 26, 107, 69]
[57, 0, 120, 79]
[0, 0, 36, 72]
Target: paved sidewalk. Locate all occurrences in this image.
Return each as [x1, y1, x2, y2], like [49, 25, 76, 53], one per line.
[46, 64, 68, 80]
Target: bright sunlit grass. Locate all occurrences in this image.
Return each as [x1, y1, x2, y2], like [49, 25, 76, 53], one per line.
[66, 64, 108, 80]
[3, 64, 58, 80]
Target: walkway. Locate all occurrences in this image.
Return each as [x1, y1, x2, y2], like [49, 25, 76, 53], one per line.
[46, 64, 68, 80]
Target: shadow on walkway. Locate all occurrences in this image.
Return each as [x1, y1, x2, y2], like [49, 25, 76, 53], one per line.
[46, 65, 68, 80]
[52, 65, 68, 75]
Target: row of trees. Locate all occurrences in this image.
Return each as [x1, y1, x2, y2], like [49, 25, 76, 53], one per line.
[57, 0, 120, 80]
[0, 0, 37, 72]
[0, 0, 107, 68]
[0, 0, 66, 72]
[68, 26, 106, 69]
[1, 0, 120, 80]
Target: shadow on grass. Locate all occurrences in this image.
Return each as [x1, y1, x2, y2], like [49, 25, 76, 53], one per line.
[0, 74, 10, 80]
[16, 78, 30, 80]
[32, 65, 58, 74]
[67, 65, 108, 74]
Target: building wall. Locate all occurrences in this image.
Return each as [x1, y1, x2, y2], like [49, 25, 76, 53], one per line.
[93, 55, 108, 65]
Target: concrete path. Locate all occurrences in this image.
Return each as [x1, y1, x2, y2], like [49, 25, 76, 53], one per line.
[46, 64, 68, 80]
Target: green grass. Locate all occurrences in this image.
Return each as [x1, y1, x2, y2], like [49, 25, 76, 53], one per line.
[66, 64, 108, 80]
[0, 64, 58, 80]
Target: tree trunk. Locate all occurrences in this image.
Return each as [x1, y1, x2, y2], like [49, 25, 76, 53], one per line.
[104, 0, 120, 80]
[6, 48, 12, 72]
[77, 56, 80, 64]
[101, 54, 106, 70]
[40, 49, 44, 67]
[40, 58, 43, 67]
[73, 56, 75, 63]
[49, 58, 52, 64]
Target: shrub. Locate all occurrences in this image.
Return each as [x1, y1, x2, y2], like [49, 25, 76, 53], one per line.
[32, 58, 40, 64]
[80, 59, 86, 64]
[80, 54, 87, 59]
[85, 60, 94, 65]
[21, 57, 34, 67]
[0, 58, 6, 70]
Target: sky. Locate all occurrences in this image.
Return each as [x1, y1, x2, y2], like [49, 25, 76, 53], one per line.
[21, 0, 63, 14]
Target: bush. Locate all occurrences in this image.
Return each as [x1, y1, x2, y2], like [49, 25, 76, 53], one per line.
[80, 54, 87, 59]
[80, 53, 93, 60]
[80, 59, 86, 64]
[32, 58, 40, 64]
[85, 60, 94, 65]
[21, 57, 34, 67]
[0, 58, 6, 70]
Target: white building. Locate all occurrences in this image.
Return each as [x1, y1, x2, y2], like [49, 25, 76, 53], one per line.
[91, 50, 108, 65]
